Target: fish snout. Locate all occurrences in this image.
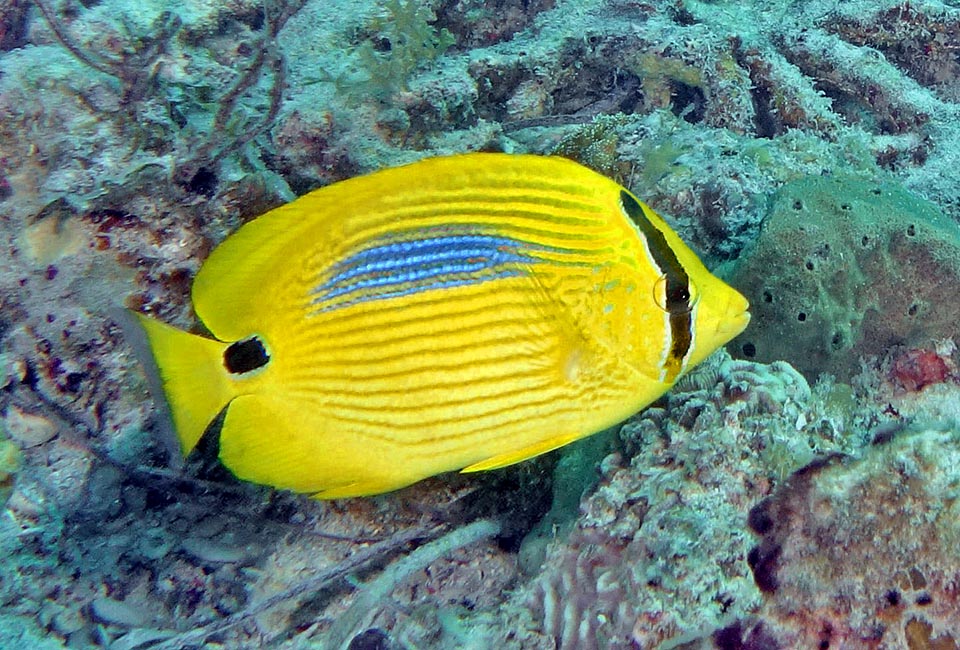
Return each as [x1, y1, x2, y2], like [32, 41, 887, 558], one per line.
[719, 289, 751, 342]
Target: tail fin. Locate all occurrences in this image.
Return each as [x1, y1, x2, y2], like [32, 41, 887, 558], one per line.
[131, 313, 236, 456]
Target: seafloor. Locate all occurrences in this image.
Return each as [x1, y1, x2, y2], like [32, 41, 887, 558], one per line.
[2, 0, 960, 648]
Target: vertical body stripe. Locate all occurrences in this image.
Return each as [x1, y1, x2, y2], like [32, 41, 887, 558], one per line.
[619, 191, 694, 382]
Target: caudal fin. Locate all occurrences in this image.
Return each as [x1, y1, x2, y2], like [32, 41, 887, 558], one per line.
[131, 312, 236, 455]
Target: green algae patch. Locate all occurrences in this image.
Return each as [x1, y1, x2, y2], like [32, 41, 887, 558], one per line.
[0, 424, 22, 505]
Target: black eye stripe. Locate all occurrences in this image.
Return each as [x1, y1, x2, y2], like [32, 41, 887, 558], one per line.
[224, 337, 270, 374]
[620, 191, 692, 310]
[619, 190, 693, 370]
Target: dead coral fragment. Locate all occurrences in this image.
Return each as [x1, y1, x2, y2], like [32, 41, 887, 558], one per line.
[2, 405, 59, 449]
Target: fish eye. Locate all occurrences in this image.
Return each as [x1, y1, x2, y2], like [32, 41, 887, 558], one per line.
[653, 275, 699, 314]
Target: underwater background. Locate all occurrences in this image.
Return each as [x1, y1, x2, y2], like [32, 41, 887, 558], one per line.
[2, 0, 960, 648]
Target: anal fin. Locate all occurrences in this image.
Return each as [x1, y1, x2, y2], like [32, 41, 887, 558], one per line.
[311, 480, 406, 500]
[461, 431, 587, 473]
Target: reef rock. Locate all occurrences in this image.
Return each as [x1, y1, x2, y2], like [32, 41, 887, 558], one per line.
[745, 425, 960, 648]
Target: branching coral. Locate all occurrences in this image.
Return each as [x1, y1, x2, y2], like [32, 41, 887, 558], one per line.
[34, 0, 183, 113]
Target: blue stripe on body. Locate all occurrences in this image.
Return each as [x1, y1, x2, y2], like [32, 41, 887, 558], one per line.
[311, 232, 547, 312]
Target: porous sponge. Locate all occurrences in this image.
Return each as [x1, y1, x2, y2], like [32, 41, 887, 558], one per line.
[729, 174, 960, 381]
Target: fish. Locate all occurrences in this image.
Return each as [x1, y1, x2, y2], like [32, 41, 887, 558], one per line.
[134, 153, 749, 499]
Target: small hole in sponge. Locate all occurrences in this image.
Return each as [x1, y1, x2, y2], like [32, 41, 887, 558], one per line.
[906, 224, 916, 237]
[797, 312, 807, 322]
[762, 291, 773, 303]
[742, 342, 757, 358]
[792, 199, 803, 210]
[805, 260, 814, 271]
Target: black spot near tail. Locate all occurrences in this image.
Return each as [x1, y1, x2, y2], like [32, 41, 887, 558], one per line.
[224, 337, 270, 374]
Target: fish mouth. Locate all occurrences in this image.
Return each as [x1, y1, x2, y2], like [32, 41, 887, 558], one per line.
[717, 296, 751, 343]
[734, 308, 751, 331]
[718, 312, 750, 344]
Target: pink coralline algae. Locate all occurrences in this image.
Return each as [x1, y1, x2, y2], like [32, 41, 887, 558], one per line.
[887, 346, 955, 394]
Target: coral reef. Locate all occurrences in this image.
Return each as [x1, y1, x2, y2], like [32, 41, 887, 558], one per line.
[3, 0, 960, 648]
[4, 0, 299, 222]
[884, 340, 959, 395]
[503, 351, 863, 649]
[853, 338, 960, 428]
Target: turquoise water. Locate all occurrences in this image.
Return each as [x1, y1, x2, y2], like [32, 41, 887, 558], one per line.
[2, 0, 960, 647]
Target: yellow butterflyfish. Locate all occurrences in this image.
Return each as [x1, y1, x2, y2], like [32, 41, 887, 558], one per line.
[134, 153, 749, 498]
